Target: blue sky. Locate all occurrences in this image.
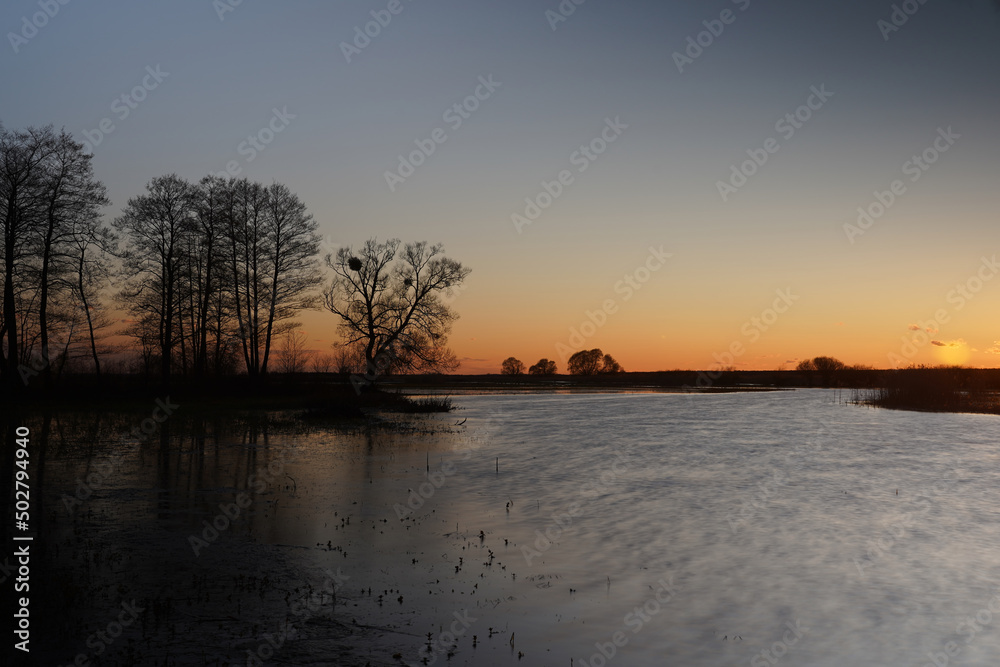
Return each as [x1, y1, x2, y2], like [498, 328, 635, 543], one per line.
[4, 0, 1000, 371]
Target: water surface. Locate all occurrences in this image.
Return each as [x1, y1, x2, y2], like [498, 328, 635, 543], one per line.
[22, 389, 1000, 666]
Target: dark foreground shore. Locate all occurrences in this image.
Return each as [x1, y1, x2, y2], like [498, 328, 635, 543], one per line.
[7, 366, 1000, 415]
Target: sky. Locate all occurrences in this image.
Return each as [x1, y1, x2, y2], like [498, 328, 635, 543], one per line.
[3, 0, 1000, 373]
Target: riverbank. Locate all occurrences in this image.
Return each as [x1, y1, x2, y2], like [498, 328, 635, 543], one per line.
[7, 367, 1000, 414]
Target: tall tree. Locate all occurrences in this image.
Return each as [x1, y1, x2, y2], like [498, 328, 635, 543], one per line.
[223, 179, 320, 377]
[35, 130, 110, 389]
[324, 238, 470, 381]
[0, 126, 55, 391]
[260, 182, 321, 374]
[186, 175, 228, 377]
[114, 174, 196, 385]
[223, 178, 268, 377]
[68, 221, 117, 376]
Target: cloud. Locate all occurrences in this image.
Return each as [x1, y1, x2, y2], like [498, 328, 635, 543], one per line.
[930, 338, 966, 348]
[909, 324, 939, 333]
[985, 341, 1000, 354]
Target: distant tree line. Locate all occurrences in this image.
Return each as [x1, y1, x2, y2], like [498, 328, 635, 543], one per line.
[500, 349, 623, 376]
[1, 123, 469, 394]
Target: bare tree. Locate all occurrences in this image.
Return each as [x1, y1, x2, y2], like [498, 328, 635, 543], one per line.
[0, 126, 56, 391]
[114, 174, 196, 385]
[68, 201, 116, 376]
[35, 130, 109, 388]
[184, 175, 228, 377]
[329, 341, 366, 374]
[310, 351, 335, 373]
[260, 183, 321, 374]
[224, 179, 320, 377]
[1, 125, 112, 392]
[276, 329, 308, 373]
[324, 238, 470, 383]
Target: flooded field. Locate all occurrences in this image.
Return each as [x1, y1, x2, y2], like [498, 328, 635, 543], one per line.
[10, 389, 1000, 666]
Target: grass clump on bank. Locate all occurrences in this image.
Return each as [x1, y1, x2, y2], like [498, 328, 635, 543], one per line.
[863, 367, 999, 415]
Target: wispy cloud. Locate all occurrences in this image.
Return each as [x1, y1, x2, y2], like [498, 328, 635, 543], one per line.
[930, 338, 966, 348]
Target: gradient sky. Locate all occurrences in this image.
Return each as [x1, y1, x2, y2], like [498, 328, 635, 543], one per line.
[4, 0, 1000, 373]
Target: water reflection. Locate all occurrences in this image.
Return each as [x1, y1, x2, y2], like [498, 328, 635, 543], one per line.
[6, 392, 1000, 666]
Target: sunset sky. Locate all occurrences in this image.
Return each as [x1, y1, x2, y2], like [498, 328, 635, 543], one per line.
[4, 0, 1000, 373]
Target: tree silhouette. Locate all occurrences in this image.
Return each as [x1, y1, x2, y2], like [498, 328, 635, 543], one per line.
[500, 357, 525, 375]
[115, 175, 320, 383]
[0, 125, 111, 391]
[324, 238, 469, 382]
[35, 130, 110, 389]
[528, 358, 557, 375]
[568, 349, 624, 375]
[811, 356, 846, 373]
[600, 353, 623, 374]
[114, 174, 196, 384]
[797, 356, 845, 387]
[223, 179, 321, 377]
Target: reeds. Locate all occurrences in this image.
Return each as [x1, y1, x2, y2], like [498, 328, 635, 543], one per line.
[865, 367, 999, 414]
